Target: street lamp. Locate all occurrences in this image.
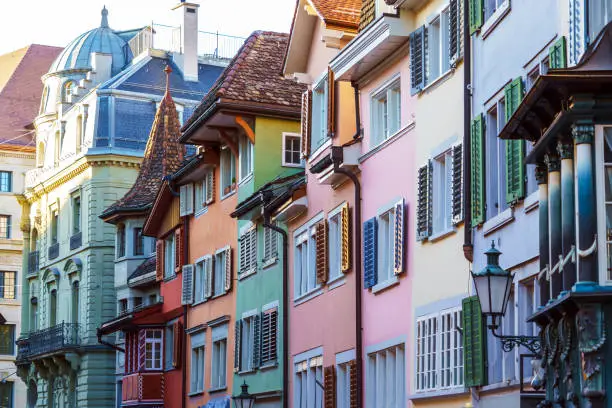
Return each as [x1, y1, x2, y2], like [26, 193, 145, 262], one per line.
[232, 381, 256, 408]
[471, 242, 542, 355]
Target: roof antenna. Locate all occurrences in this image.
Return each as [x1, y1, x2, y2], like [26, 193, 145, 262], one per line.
[101, 6, 109, 28]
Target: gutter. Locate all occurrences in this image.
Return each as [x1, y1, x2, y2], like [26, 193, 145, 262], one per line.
[96, 328, 125, 353]
[462, 0, 473, 263]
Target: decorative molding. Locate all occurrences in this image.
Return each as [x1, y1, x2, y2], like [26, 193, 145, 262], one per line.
[535, 162, 548, 184]
[545, 153, 561, 172]
[572, 123, 595, 145]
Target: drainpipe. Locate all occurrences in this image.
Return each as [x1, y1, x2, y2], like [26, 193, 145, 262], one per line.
[462, 0, 473, 263]
[330, 150, 362, 408]
[351, 82, 362, 140]
[181, 214, 189, 408]
[96, 329, 125, 353]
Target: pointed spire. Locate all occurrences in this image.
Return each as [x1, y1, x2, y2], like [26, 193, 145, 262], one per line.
[101, 6, 109, 28]
[164, 64, 172, 95]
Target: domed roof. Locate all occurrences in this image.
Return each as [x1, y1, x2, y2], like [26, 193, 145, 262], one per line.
[49, 7, 133, 75]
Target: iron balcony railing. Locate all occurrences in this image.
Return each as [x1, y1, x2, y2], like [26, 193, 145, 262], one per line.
[48, 242, 59, 260]
[28, 251, 39, 275]
[70, 232, 82, 250]
[16, 322, 81, 363]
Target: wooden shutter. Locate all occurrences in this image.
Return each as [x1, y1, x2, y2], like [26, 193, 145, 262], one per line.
[267, 309, 278, 362]
[301, 90, 312, 158]
[449, 0, 460, 61]
[393, 199, 405, 275]
[324, 365, 336, 408]
[155, 240, 164, 282]
[260, 311, 271, 364]
[504, 78, 526, 204]
[172, 321, 182, 368]
[316, 221, 329, 284]
[451, 144, 464, 225]
[327, 66, 336, 138]
[410, 26, 426, 95]
[549, 36, 567, 69]
[252, 314, 260, 369]
[234, 320, 242, 372]
[569, 0, 586, 65]
[224, 247, 232, 292]
[416, 161, 433, 240]
[363, 217, 378, 289]
[205, 172, 215, 204]
[181, 264, 194, 305]
[471, 115, 485, 226]
[340, 204, 351, 273]
[463, 296, 486, 387]
[348, 360, 357, 408]
[469, 0, 484, 34]
[138, 330, 146, 371]
[179, 184, 194, 216]
[174, 227, 184, 271]
[205, 256, 213, 299]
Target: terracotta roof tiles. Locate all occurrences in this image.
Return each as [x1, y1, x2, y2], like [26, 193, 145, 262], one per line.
[309, 0, 362, 28]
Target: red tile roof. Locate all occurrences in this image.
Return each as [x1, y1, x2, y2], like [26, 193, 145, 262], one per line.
[0, 45, 62, 147]
[102, 66, 185, 221]
[309, 0, 362, 28]
[182, 31, 307, 132]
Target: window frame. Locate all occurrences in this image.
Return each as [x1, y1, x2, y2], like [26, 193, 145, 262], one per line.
[431, 150, 453, 236]
[311, 76, 328, 153]
[0, 171, 12, 192]
[370, 76, 402, 148]
[116, 224, 126, 259]
[293, 214, 323, 301]
[240, 313, 256, 373]
[164, 324, 174, 370]
[425, 6, 452, 85]
[484, 100, 509, 221]
[71, 193, 81, 234]
[239, 135, 254, 182]
[210, 324, 228, 390]
[0, 215, 10, 240]
[263, 222, 278, 266]
[213, 247, 227, 296]
[190, 331, 206, 394]
[239, 225, 257, 278]
[282, 132, 304, 167]
[294, 354, 324, 408]
[144, 329, 163, 371]
[365, 342, 406, 407]
[133, 227, 145, 256]
[220, 147, 236, 200]
[164, 233, 176, 280]
[194, 255, 212, 303]
[50, 207, 59, 244]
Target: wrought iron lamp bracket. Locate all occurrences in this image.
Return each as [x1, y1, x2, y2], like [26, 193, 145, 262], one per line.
[491, 326, 542, 356]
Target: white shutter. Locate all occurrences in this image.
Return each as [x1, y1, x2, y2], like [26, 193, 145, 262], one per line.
[180, 184, 194, 216]
[205, 172, 214, 204]
[181, 264, 194, 305]
[205, 256, 213, 299]
[569, 0, 586, 65]
[179, 185, 187, 216]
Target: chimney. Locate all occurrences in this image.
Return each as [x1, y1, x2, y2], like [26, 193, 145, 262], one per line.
[173, 1, 200, 82]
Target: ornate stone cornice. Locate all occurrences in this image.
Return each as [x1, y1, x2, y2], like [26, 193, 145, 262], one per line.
[557, 140, 573, 160]
[536, 162, 548, 184]
[545, 153, 561, 172]
[572, 123, 595, 145]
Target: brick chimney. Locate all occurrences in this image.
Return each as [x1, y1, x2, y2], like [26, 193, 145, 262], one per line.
[173, 1, 200, 82]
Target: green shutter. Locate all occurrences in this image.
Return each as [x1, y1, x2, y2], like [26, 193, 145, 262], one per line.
[462, 296, 486, 387]
[471, 115, 485, 226]
[504, 77, 526, 204]
[469, 0, 484, 34]
[549, 36, 567, 69]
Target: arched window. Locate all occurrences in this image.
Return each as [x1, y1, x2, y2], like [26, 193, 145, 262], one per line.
[49, 288, 57, 327]
[63, 81, 76, 102]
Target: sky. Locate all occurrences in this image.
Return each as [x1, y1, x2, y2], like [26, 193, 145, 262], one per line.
[0, 0, 296, 55]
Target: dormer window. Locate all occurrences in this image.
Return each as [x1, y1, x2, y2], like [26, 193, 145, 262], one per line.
[63, 81, 76, 103]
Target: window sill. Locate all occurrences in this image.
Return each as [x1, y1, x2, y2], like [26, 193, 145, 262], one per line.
[262, 257, 278, 269]
[480, 379, 522, 393]
[238, 268, 257, 281]
[327, 274, 346, 291]
[294, 287, 324, 306]
[359, 122, 415, 164]
[308, 139, 332, 164]
[259, 361, 278, 371]
[193, 298, 209, 307]
[429, 227, 456, 242]
[195, 206, 209, 218]
[523, 191, 539, 213]
[163, 274, 177, 282]
[239, 173, 254, 186]
[238, 369, 256, 375]
[282, 162, 305, 168]
[480, 0, 511, 39]
[420, 69, 454, 94]
[208, 386, 227, 393]
[188, 391, 204, 398]
[408, 387, 468, 401]
[220, 189, 236, 201]
[483, 207, 514, 236]
[372, 276, 399, 294]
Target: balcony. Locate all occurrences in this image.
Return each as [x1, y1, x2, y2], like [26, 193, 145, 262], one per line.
[70, 232, 82, 250]
[122, 372, 164, 404]
[16, 322, 81, 363]
[48, 242, 59, 260]
[28, 251, 39, 276]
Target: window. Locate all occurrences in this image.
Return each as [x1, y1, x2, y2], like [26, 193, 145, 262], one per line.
[133, 228, 144, 256]
[294, 355, 323, 408]
[72, 195, 81, 234]
[119, 299, 128, 314]
[0, 381, 13, 408]
[336, 361, 352, 408]
[116, 225, 126, 258]
[50, 208, 58, 244]
[164, 233, 175, 279]
[54, 131, 60, 166]
[294, 223, 318, 298]
[371, 78, 401, 146]
[239, 226, 257, 277]
[145, 329, 163, 370]
[220, 147, 236, 198]
[0, 215, 11, 239]
[190, 331, 205, 393]
[415, 308, 463, 391]
[0, 272, 16, 300]
[432, 151, 453, 235]
[283, 133, 303, 167]
[194, 256, 212, 303]
[428, 10, 451, 82]
[240, 315, 255, 372]
[239, 136, 254, 181]
[165, 324, 174, 370]
[377, 208, 395, 284]
[194, 172, 214, 212]
[213, 249, 227, 296]
[485, 101, 508, 220]
[366, 344, 405, 407]
[30, 297, 38, 331]
[603, 128, 612, 280]
[49, 289, 57, 326]
[63, 81, 76, 102]
[263, 223, 278, 264]
[260, 307, 278, 365]
[0, 324, 15, 355]
[588, 0, 612, 46]
[0, 171, 12, 192]
[211, 324, 228, 389]
[484, 0, 508, 21]
[311, 78, 328, 152]
[76, 115, 83, 152]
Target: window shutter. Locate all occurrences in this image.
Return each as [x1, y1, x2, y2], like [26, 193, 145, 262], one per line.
[138, 330, 146, 371]
[301, 90, 312, 158]
[252, 314, 261, 369]
[363, 217, 378, 289]
[416, 161, 433, 240]
[469, 0, 484, 34]
[316, 220, 329, 284]
[206, 172, 215, 204]
[504, 78, 526, 204]
[449, 0, 460, 62]
[224, 247, 232, 292]
[268, 309, 278, 362]
[462, 296, 486, 387]
[471, 115, 485, 226]
[249, 228, 257, 273]
[239, 233, 246, 274]
[175, 227, 184, 271]
[410, 26, 426, 95]
[348, 360, 357, 407]
[340, 203, 351, 273]
[172, 321, 182, 368]
[181, 264, 194, 305]
[234, 320, 242, 372]
[260, 312, 271, 364]
[327, 67, 336, 138]
[569, 0, 586, 65]
[393, 199, 405, 275]
[205, 257, 213, 299]
[155, 240, 164, 282]
[549, 36, 567, 69]
[324, 365, 336, 408]
[451, 144, 464, 225]
[179, 184, 194, 216]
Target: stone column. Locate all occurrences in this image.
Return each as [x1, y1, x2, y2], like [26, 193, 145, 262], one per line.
[558, 140, 576, 292]
[536, 163, 550, 306]
[546, 153, 562, 300]
[572, 123, 598, 284]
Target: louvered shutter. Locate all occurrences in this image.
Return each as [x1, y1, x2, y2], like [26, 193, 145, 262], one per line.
[410, 26, 426, 95]
[363, 217, 378, 289]
[340, 204, 351, 273]
[569, 0, 586, 65]
[179, 184, 194, 216]
[249, 228, 257, 273]
[449, 0, 460, 62]
[549, 36, 567, 69]
[175, 227, 184, 271]
[260, 312, 271, 364]
[224, 247, 232, 292]
[348, 360, 357, 407]
[181, 264, 194, 305]
[252, 314, 260, 369]
[324, 365, 336, 408]
[206, 172, 215, 204]
[393, 199, 405, 275]
[138, 330, 146, 371]
[234, 320, 242, 372]
[471, 115, 485, 226]
[504, 78, 526, 204]
[268, 309, 278, 362]
[463, 296, 486, 387]
[327, 67, 336, 138]
[416, 162, 433, 240]
[205, 256, 213, 299]
[316, 221, 328, 284]
[156, 240, 164, 282]
[451, 144, 464, 225]
[469, 0, 484, 34]
[172, 321, 182, 368]
[301, 90, 312, 158]
[239, 233, 246, 274]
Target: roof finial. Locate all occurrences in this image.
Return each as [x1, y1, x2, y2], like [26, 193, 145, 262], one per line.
[164, 65, 172, 94]
[101, 6, 109, 28]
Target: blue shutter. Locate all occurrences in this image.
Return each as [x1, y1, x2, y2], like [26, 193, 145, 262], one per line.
[363, 217, 378, 289]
